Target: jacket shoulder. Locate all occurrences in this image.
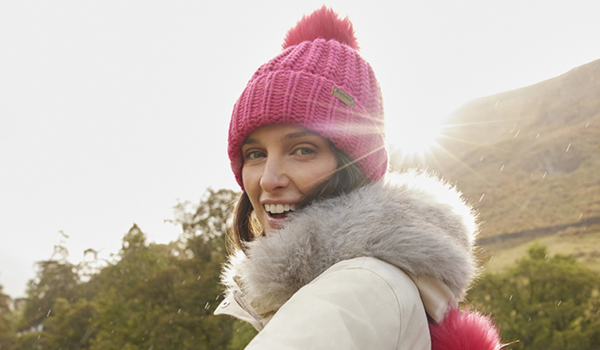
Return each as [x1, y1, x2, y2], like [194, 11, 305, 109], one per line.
[316, 257, 420, 298]
[246, 257, 431, 350]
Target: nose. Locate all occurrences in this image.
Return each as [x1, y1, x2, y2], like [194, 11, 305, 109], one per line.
[260, 156, 289, 192]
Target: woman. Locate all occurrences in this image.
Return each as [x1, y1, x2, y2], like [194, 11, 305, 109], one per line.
[215, 7, 501, 350]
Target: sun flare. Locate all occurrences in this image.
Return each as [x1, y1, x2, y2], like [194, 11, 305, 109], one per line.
[386, 117, 443, 161]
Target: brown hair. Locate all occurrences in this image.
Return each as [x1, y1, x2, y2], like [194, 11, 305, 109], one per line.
[230, 145, 368, 250]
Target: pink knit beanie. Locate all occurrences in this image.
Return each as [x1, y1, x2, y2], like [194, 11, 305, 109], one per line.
[228, 6, 387, 189]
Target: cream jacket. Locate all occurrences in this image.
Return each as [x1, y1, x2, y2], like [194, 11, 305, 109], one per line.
[215, 171, 479, 349]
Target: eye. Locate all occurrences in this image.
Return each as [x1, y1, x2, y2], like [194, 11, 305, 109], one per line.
[294, 147, 315, 156]
[245, 151, 266, 159]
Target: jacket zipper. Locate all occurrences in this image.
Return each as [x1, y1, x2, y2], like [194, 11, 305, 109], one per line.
[233, 290, 264, 330]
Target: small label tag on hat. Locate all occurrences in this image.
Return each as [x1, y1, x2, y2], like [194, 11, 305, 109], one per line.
[331, 86, 355, 107]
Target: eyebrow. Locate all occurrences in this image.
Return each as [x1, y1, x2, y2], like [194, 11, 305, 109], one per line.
[242, 130, 317, 146]
[282, 130, 315, 140]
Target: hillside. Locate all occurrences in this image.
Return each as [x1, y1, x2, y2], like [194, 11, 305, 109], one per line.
[391, 58, 600, 242]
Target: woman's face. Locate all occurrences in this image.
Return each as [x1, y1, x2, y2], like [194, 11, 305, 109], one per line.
[241, 124, 337, 234]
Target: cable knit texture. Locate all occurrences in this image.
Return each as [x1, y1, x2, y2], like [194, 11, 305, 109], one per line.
[228, 7, 387, 189]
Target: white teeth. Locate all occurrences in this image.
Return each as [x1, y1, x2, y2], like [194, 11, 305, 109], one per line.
[264, 204, 296, 214]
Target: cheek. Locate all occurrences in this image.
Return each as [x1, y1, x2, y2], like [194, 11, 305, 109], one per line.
[242, 167, 258, 196]
[296, 156, 338, 192]
[242, 165, 267, 218]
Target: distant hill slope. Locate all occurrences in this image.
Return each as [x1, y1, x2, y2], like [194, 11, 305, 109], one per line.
[391, 58, 600, 239]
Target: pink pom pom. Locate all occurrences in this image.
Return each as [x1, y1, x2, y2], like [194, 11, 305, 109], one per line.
[430, 308, 503, 350]
[282, 6, 359, 50]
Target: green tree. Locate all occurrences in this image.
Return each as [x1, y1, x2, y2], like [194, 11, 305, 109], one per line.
[42, 297, 95, 349]
[88, 189, 251, 350]
[0, 285, 16, 350]
[17, 245, 80, 333]
[10, 188, 253, 350]
[10, 245, 83, 349]
[469, 242, 600, 349]
[171, 188, 259, 349]
[88, 225, 183, 349]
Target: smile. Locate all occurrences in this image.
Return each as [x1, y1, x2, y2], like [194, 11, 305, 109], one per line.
[264, 204, 297, 218]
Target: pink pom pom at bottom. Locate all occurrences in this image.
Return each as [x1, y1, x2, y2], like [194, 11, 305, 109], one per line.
[429, 308, 502, 350]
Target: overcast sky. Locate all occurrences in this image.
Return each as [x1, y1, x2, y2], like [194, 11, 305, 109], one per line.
[2, 0, 600, 298]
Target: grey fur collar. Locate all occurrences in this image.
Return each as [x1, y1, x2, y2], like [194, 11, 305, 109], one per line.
[221, 171, 480, 315]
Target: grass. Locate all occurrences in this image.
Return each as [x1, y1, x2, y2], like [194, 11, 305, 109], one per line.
[481, 224, 600, 274]
[451, 116, 600, 238]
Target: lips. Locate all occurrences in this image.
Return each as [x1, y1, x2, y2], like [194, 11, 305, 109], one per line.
[261, 203, 298, 229]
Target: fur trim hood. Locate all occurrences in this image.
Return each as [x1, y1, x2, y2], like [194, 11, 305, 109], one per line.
[221, 171, 480, 316]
